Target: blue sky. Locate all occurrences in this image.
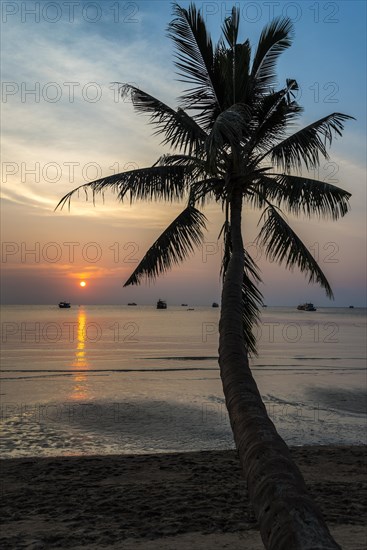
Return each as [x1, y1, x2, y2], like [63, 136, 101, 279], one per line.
[1, 1, 366, 305]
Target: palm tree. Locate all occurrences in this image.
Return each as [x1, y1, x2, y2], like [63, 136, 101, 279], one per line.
[57, 4, 353, 548]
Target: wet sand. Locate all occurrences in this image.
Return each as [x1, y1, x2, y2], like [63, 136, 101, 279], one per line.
[1, 446, 366, 549]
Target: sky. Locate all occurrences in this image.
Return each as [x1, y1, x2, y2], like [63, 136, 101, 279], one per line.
[1, 0, 366, 306]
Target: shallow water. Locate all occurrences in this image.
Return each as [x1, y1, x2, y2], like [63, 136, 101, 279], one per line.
[1, 305, 366, 457]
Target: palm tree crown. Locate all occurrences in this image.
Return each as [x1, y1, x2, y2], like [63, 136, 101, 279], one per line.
[57, 4, 352, 353]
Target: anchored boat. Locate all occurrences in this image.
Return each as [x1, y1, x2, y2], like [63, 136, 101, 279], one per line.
[297, 302, 316, 311]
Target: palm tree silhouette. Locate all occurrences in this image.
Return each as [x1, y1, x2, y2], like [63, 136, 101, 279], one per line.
[57, 4, 353, 548]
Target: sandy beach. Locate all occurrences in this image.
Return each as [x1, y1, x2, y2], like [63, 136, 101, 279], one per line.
[1, 446, 366, 549]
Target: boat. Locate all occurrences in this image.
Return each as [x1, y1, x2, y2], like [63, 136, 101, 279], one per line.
[349, 305, 354, 309]
[127, 302, 137, 306]
[156, 299, 167, 309]
[58, 302, 71, 308]
[181, 303, 188, 307]
[212, 302, 219, 308]
[297, 302, 316, 311]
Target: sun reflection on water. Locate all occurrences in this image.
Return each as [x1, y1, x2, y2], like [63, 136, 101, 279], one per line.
[71, 308, 91, 400]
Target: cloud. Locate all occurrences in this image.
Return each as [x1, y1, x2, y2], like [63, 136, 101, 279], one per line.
[1, 5, 182, 214]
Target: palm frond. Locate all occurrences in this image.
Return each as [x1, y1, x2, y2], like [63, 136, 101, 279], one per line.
[119, 84, 207, 155]
[154, 153, 210, 182]
[250, 80, 302, 153]
[154, 154, 226, 202]
[211, 38, 252, 109]
[124, 205, 207, 286]
[257, 205, 333, 297]
[220, 220, 263, 355]
[221, 7, 240, 48]
[220, 218, 231, 280]
[242, 253, 263, 356]
[269, 113, 355, 171]
[155, 153, 199, 166]
[55, 165, 192, 210]
[212, 40, 230, 109]
[261, 174, 351, 219]
[190, 177, 226, 204]
[232, 41, 252, 105]
[168, 2, 220, 122]
[251, 17, 294, 91]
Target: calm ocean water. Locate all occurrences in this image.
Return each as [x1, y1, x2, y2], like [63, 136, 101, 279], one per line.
[1, 305, 366, 457]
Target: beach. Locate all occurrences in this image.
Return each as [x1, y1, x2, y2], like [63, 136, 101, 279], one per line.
[1, 446, 366, 549]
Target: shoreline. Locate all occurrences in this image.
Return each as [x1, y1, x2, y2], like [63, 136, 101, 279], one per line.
[1, 445, 366, 549]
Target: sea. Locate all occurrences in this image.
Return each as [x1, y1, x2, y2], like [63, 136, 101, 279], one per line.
[1, 305, 366, 458]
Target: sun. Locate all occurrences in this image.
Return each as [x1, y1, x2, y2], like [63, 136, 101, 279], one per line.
[80, 281, 87, 288]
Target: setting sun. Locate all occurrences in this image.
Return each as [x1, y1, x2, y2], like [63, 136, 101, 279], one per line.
[80, 281, 86, 287]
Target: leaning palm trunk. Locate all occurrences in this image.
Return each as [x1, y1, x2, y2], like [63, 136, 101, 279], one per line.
[219, 186, 341, 549]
